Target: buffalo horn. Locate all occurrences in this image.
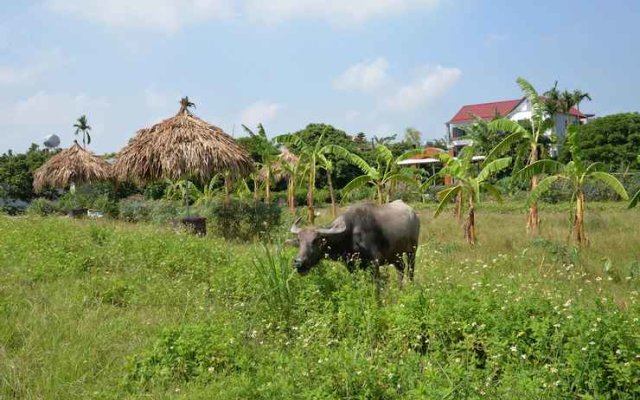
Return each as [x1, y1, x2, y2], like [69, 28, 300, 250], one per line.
[290, 217, 303, 234]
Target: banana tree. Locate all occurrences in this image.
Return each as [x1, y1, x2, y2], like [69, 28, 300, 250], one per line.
[318, 154, 337, 218]
[326, 143, 423, 204]
[517, 126, 628, 246]
[276, 130, 332, 224]
[242, 124, 278, 203]
[486, 77, 555, 234]
[193, 173, 224, 206]
[434, 147, 512, 245]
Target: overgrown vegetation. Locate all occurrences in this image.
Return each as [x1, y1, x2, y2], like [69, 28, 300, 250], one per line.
[1, 207, 639, 399]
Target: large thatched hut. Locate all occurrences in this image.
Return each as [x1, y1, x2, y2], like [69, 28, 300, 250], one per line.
[33, 141, 111, 193]
[113, 98, 253, 184]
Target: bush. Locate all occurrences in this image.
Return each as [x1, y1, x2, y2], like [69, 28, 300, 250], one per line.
[208, 200, 281, 241]
[118, 198, 153, 223]
[26, 198, 60, 216]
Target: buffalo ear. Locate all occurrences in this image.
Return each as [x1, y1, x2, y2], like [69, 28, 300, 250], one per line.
[284, 238, 300, 247]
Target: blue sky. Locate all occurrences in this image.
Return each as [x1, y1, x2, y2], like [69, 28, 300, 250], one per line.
[1, 0, 639, 154]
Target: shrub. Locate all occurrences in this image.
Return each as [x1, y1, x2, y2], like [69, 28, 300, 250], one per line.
[26, 198, 60, 216]
[208, 200, 281, 241]
[118, 198, 152, 223]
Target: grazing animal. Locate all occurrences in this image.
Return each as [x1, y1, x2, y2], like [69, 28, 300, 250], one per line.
[287, 200, 420, 284]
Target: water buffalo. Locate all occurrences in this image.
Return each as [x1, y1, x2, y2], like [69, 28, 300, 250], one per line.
[287, 200, 420, 284]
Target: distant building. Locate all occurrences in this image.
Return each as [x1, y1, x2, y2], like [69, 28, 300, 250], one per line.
[446, 98, 591, 156]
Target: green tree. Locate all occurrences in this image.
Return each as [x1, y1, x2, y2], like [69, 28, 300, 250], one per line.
[461, 116, 504, 156]
[487, 77, 555, 234]
[0, 144, 53, 201]
[434, 147, 511, 245]
[518, 126, 628, 246]
[287, 123, 371, 188]
[73, 115, 92, 149]
[326, 144, 422, 204]
[568, 113, 640, 170]
[404, 127, 422, 148]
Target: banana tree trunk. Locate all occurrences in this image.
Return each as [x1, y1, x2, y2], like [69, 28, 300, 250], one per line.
[574, 190, 587, 246]
[287, 176, 296, 213]
[253, 179, 259, 202]
[527, 145, 540, 234]
[376, 184, 384, 205]
[308, 169, 315, 225]
[464, 196, 476, 245]
[327, 171, 337, 219]
[455, 194, 462, 223]
[224, 175, 231, 204]
[265, 168, 271, 204]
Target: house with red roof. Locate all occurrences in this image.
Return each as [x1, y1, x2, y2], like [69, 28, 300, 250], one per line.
[446, 98, 591, 156]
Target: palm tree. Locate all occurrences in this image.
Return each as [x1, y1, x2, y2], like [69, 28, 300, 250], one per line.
[517, 126, 628, 246]
[487, 77, 555, 234]
[434, 147, 511, 245]
[571, 90, 592, 120]
[73, 115, 92, 149]
[326, 143, 422, 204]
[242, 124, 278, 203]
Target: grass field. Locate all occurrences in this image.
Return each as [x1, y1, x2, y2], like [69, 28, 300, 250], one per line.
[1, 202, 639, 399]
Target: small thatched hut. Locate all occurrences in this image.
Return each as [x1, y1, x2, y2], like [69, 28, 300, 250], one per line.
[33, 141, 111, 193]
[113, 99, 253, 184]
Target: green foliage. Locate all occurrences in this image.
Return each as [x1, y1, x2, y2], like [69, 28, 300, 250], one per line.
[208, 200, 282, 241]
[26, 198, 60, 216]
[118, 198, 153, 223]
[0, 144, 53, 201]
[569, 113, 640, 170]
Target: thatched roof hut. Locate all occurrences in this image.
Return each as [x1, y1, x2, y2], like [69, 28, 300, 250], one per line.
[113, 99, 253, 184]
[33, 141, 111, 193]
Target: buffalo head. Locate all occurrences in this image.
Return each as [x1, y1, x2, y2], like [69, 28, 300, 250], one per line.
[287, 217, 346, 274]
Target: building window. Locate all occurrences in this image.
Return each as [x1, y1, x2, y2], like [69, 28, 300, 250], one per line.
[451, 127, 465, 139]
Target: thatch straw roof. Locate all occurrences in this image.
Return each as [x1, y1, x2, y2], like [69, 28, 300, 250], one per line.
[33, 142, 111, 192]
[113, 102, 253, 184]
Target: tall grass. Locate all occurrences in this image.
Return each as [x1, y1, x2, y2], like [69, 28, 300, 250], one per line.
[252, 245, 297, 326]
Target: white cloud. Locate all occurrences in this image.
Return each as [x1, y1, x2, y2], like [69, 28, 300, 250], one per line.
[45, 0, 442, 31]
[244, 0, 441, 24]
[334, 58, 389, 93]
[0, 91, 110, 149]
[382, 65, 461, 111]
[238, 101, 283, 127]
[0, 49, 68, 86]
[45, 0, 236, 33]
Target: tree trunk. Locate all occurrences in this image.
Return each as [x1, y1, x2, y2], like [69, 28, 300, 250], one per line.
[376, 184, 384, 205]
[464, 196, 476, 245]
[224, 175, 231, 204]
[327, 171, 337, 219]
[527, 145, 540, 234]
[265, 168, 271, 204]
[287, 176, 296, 213]
[308, 168, 315, 225]
[455, 191, 463, 224]
[574, 190, 587, 246]
[253, 179, 259, 202]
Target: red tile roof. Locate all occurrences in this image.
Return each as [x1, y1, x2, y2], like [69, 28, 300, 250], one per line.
[448, 99, 523, 123]
[448, 98, 587, 124]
